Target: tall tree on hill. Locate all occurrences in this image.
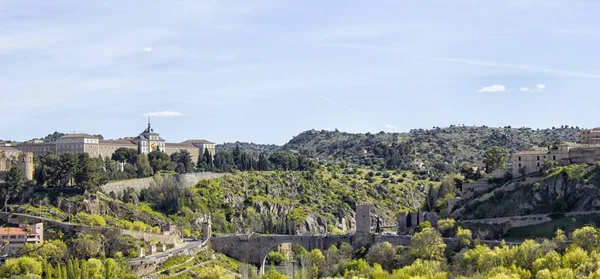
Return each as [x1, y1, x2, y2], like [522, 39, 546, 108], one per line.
[1, 164, 26, 212]
[233, 145, 241, 166]
[148, 150, 172, 173]
[196, 148, 214, 171]
[258, 153, 269, 171]
[170, 149, 194, 173]
[213, 151, 234, 172]
[111, 148, 138, 164]
[135, 154, 153, 178]
[59, 153, 79, 187]
[74, 153, 106, 191]
[483, 146, 509, 173]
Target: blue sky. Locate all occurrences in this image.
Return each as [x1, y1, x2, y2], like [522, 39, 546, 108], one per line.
[1, 0, 600, 144]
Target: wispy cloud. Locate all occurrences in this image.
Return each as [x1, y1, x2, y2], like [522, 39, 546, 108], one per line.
[316, 94, 354, 111]
[478, 85, 506, 93]
[429, 57, 600, 79]
[520, 84, 547, 92]
[385, 124, 397, 130]
[142, 47, 153, 52]
[142, 111, 184, 117]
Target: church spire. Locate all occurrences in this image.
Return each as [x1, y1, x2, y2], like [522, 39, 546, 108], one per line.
[147, 116, 151, 131]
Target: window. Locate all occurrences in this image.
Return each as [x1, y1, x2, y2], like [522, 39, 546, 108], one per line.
[518, 156, 521, 161]
[518, 163, 522, 168]
[543, 156, 546, 159]
[537, 156, 540, 160]
[537, 162, 540, 167]
[553, 155, 556, 160]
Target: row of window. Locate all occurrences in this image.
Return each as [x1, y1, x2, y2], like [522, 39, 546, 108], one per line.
[517, 155, 557, 161]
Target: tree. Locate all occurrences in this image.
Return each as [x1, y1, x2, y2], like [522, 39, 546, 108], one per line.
[365, 242, 397, 271]
[0, 256, 43, 278]
[111, 148, 138, 164]
[74, 153, 106, 191]
[266, 251, 286, 265]
[72, 234, 102, 259]
[437, 218, 456, 237]
[572, 226, 600, 252]
[171, 149, 194, 174]
[410, 228, 446, 261]
[456, 227, 473, 248]
[1, 164, 26, 211]
[135, 154, 153, 178]
[148, 149, 172, 173]
[86, 258, 104, 279]
[59, 152, 79, 187]
[483, 146, 509, 173]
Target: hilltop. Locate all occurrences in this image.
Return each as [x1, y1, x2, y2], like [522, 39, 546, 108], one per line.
[218, 125, 580, 177]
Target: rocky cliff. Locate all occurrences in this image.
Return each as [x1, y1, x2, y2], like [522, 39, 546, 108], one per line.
[452, 164, 600, 220]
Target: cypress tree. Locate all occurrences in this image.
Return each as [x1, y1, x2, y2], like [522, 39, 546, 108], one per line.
[55, 263, 63, 279]
[62, 265, 67, 279]
[73, 259, 81, 279]
[66, 259, 74, 279]
[80, 259, 88, 279]
[44, 261, 53, 279]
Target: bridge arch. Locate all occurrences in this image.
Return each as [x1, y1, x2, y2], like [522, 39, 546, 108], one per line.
[211, 235, 353, 275]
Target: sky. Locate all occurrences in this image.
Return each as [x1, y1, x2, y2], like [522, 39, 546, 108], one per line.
[1, 0, 600, 145]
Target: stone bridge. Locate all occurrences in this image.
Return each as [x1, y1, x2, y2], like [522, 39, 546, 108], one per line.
[210, 234, 354, 273]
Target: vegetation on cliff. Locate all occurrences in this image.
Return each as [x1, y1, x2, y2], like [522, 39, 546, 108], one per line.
[139, 167, 436, 235]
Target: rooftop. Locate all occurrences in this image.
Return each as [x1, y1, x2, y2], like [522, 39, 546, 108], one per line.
[59, 133, 99, 139]
[0, 227, 36, 236]
[182, 139, 214, 144]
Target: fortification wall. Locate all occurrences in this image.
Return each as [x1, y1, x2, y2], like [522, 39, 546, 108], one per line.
[101, 172, 229, 195]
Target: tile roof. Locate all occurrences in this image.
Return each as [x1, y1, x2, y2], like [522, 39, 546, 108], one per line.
[182, 139, 214, 144]
[99, 140, 136, 146]
[0, 227, 35, 236]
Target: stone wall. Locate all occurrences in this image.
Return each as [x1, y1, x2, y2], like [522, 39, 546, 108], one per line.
[461, 180, 494, 200]
[101, 172, 229, 195]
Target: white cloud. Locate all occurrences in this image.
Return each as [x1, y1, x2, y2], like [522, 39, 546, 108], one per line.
[520, 84, 547, 92]
[385, 124, 397, 130]
[142, 111, 183, 117]
[478, 85, 506, 93]
[142, 47, 152, 52]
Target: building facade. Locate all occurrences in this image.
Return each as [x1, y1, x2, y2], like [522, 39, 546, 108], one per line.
[579, 128, 600, 144]
[14, 121, 215, 164]
[0, 223, 43, 255]
[510, 132, 600, 175]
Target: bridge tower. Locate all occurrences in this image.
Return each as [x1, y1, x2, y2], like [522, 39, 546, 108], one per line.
[356, 204, 372, 234]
